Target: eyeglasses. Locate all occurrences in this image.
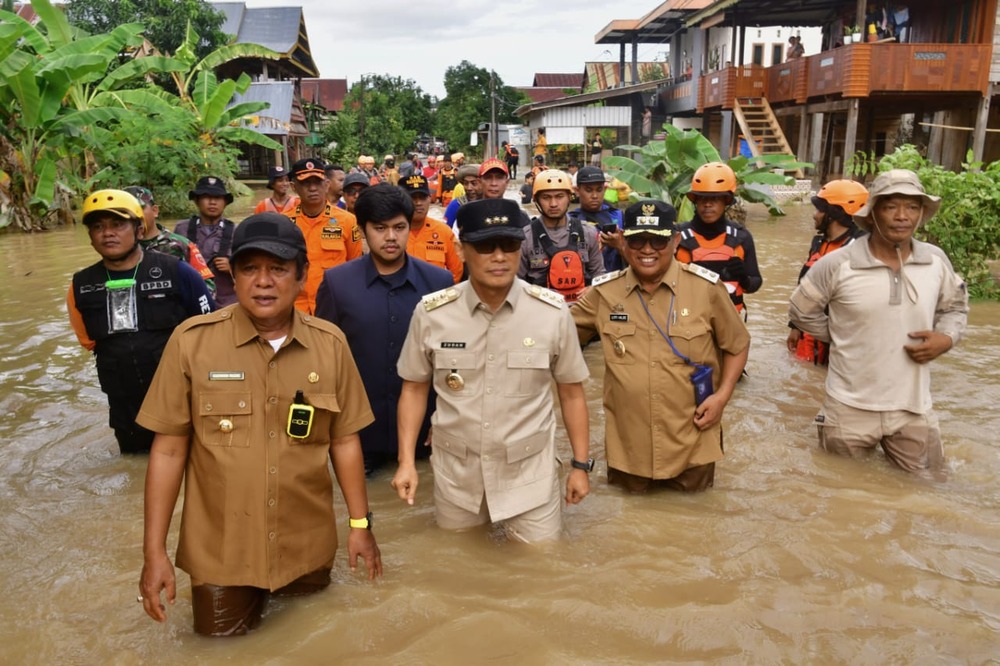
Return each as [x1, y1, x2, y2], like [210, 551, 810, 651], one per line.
[467, 238, 522, 254]
[625, 234, 672, 251]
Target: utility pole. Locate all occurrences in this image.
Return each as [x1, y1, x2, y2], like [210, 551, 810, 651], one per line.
[489, 71, 497, 159]
[358, 76, 366, 156]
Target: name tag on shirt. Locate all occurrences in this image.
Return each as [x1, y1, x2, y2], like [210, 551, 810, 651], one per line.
[441, 342, 466, 349]
[322, 226, 343, 240]
[209, 371, 245, 381]
[610, 314, 629, 322]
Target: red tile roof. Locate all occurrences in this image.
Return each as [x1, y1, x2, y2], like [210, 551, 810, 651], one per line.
[300, 78, 348, 113]
[532, 73, 583, 88]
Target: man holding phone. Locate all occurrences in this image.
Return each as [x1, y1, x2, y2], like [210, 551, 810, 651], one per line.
[568, 166, 625, 272]
[572, 200, 749, 494]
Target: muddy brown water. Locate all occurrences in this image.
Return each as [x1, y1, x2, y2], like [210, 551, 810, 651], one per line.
[0, 196, 998, 663]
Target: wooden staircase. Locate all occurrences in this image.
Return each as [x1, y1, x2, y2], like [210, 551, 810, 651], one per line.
[733, 96, 802, 177]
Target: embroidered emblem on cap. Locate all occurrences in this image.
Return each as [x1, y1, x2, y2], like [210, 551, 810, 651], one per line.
[208, 177, 218, 185]
[405, 175, 424, 187]
[305, 161, 315, 170]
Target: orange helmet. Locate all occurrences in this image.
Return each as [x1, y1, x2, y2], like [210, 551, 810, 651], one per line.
[687, 162, 737, 202]
[532, 169, 573, 197]
[814, 179, 869, 216]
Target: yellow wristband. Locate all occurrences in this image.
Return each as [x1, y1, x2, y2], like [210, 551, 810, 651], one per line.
[349, 512, 372, 529]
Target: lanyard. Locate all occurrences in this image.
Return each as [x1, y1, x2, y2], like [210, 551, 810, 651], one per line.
[635, 288, 701, 369]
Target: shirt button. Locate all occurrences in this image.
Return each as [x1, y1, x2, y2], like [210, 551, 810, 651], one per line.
[205, 404, 212, 412]
[269, 361, 276, 369]
[652, 394, 659, 400]
[487, 354, 495, 361]
[390, 315, 397, 322]
[486, 387, 493, 395]
[238, 400, 246, 408]
[650, 361, 656, 367]
[269, 466, 277, 474]
[483, 423, 490, 429]
[482, 454, 490, 462]
[269, 431, 276, 438]
[268, 499, 276, 507]
[268, 532, 276, 540]
[268, 396, 277, 404]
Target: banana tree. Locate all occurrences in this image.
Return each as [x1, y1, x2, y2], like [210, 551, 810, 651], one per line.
[603, 123, 812, 222]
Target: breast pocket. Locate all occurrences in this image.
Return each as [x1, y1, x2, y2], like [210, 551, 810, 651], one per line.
[671, 321, 713, 363]
[505, 349, 551, 396]
[601, 322, 637, 365]
[425, 249, 446, 265]
[434, 351, 479, 396]
[295, 393, 340, 446]
[198, 392, 252, 448]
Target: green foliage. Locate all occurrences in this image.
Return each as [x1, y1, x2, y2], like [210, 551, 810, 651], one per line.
[876, 145, 1000, 298]
[65, 0, 228, 62]
[603, 123, 812, 220]
[845, 150, 879, 179]
[433, 61, 527, 156]
[324, 75, 433, 167]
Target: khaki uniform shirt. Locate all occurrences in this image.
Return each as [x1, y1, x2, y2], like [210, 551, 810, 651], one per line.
[397, 279, 589, 521]
[137, 305, 374, 590]
[572, 261, 750, 479]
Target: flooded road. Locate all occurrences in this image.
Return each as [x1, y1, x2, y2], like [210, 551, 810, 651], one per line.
[0, 199, 998, 663]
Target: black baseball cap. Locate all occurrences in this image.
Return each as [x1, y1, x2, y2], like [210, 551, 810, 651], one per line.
[622, 200, 677, 237]
[232, 212, 306, 260]
[457, 198, 526, 243]
[267, 165, 290, 187]
[289, 158, 326, 181]
[576, 166, 605, 185]
[399, 173, 430, 195]
[343, 173, 371, 190]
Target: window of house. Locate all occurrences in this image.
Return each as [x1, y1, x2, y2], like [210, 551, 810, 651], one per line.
[771, 43, 784, 66]
[751, 43, 764, 66]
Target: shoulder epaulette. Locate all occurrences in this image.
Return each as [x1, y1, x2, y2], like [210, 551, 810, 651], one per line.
[421, 286, 461, 311]
[591, 269, 625, 286]
[525, 284, 565, 308]
[683, 262, 720, 284]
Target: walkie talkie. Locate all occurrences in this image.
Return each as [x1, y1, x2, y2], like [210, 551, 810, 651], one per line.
[287, 390, 314, 439]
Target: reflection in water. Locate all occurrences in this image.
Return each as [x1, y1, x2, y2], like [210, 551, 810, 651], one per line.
[0, 202, 998, 663]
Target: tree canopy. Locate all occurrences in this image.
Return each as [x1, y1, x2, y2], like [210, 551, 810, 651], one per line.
[433, 61, 529, 155]
[66, 0, 229, 60]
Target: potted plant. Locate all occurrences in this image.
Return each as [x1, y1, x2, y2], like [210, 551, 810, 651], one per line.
[851, 26, 862, 43]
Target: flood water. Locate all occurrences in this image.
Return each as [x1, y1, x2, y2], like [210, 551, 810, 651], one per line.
[1, 196, 998, 664]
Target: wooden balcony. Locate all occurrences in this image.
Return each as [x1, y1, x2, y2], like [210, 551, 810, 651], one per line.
[696, 42, 990, 112]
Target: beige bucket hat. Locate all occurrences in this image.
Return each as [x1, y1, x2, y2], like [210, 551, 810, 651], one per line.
[853, 169, 941, 230]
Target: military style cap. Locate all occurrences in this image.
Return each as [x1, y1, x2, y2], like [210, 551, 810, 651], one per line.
[232, 212, 306, 261]
[123, 185, 155, 207]
[399, 173, 431, 195]
[188, 176, 233, 204]
[456, 198, 526, 243]
[622, 200, 677, 237]
[853, 169, 941, 229]
[290, 157, 327, 182]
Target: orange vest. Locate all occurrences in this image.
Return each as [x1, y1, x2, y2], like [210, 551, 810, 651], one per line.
[677, 224, 746, 312]
[290, 204, 363, 314]
[406, 216, 463, 284]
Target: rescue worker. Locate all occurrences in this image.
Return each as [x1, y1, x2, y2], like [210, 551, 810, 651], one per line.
[315, 185, 453, 475]
[287, 157, 364, 314]
[477, 158, 531, 227]
[675, 162, 763, 317]
[175, 176, 238, 306]
[788, 169, 968, 476]
[253, 165, 298, 216]
[519, 169, 604, 303]
[363, 156, 381, 185]
[567, 166, 625, 272]
[380, 154, 400, 186]
[67, 189, 215, 454]
[435, 155, 458, 206]
[391, 198, 592, 543]
[573, 200, 750, 492]
[787, 179, 869, 364]
[443, 163, 482, 230]
[325, 163, 347, 208]
[125, 185, 216, 297]
[137, 213, 381, 635]
[399, 173, 464, 283]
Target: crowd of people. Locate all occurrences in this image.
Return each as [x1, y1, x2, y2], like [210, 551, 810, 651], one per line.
[68, 150, 967, 636]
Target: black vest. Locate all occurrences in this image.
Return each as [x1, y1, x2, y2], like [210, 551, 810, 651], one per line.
[72, 252, 189, 351]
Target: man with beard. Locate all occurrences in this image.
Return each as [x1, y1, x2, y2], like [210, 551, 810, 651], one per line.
[518, 169, 604, 302]
[68, 189, 215, 454]
[286, 157, 363, 314]
[315, 185, 453, 475]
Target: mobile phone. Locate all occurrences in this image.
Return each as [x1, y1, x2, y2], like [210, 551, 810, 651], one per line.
[287, 390, 314, 438]
[599, 223, 619, 234]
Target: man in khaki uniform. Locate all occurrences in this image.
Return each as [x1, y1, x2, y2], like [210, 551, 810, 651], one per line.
[391, 198, 592, 543]
[137, 213, 382, 636]
[573, 200, 750, 493]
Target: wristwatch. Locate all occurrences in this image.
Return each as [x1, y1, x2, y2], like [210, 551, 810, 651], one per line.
[571, 458, 595, 473]
[349, 511, 374, 530]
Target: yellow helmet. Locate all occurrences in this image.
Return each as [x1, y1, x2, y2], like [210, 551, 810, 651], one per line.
[532, 169, 573, 197]
[82, 189, 143, 225]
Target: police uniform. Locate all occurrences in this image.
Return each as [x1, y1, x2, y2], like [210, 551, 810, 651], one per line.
[396, 199, 589, 541]
[519, 218, 605, 286]
[573, 201, 750, 489]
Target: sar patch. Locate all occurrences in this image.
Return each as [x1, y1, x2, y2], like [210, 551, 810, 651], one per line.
[321, 226, 343, 240]
[352, 224, 362, 243]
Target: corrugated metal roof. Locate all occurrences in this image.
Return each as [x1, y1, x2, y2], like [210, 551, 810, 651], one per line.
[232, 81, 294, 135]
[301, 79, 348, 113]
[532, 73, 583, 88]
[217, 3, 302, 53]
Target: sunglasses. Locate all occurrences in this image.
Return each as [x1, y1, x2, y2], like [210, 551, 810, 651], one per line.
[625, 234, 672, 251]
[468, 238, 522, 254]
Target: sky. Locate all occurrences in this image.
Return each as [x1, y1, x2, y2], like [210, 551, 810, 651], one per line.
[243, 0, 669, 99]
